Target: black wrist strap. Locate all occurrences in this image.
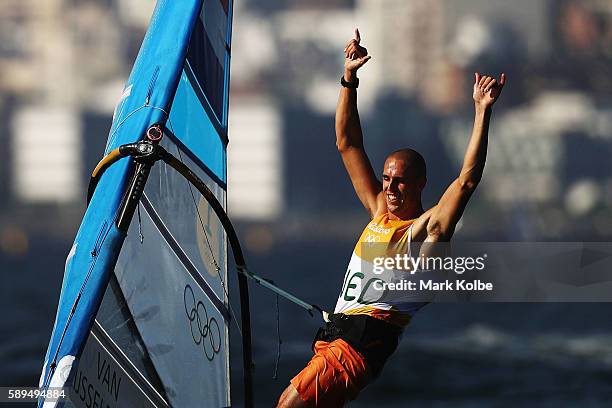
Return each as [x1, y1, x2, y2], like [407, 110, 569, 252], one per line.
[340, 75, 359, 89]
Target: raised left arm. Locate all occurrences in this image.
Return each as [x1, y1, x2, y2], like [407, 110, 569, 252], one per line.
[416, 73, 506, 242]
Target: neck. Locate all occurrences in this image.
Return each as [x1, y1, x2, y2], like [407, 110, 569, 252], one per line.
[388, 201, 423, 221]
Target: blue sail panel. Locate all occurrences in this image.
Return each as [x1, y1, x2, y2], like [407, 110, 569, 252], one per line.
[39, 1, 206, 405]
[167, 70, 227, 187]
[168, 0, 233, 184]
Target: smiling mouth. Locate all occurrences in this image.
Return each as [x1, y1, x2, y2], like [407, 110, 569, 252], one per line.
[387, 194, 401, 204]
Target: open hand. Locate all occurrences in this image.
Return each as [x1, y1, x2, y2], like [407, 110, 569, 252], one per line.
[344, 28, 371, 76]
[473, 73, 506, 109]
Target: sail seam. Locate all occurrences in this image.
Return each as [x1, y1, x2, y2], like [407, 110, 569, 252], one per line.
[91, 321, 170, 407]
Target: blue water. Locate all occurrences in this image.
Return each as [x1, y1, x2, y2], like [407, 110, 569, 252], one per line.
[3, 234, 612, 407]
[240, 238, 612, 407]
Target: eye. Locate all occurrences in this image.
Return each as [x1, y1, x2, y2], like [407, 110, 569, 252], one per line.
[382, 175, 390, 181]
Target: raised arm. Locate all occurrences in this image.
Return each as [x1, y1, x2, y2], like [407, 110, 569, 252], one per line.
[415, 72, 506, 241]
[336, 29, 381, 218]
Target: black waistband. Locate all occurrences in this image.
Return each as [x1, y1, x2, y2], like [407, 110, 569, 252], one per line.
[313, 313, 401, 378]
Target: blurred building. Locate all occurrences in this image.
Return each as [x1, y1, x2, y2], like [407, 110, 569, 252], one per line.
[357, 0, 447, 105]
[0, 0, 611, 239]
[0, 0, 151, 210]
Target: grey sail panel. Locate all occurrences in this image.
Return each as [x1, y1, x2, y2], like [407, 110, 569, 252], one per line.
[112, 136, 230, 407]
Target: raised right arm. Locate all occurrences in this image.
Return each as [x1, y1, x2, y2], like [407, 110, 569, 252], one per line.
[336, 29, 382, 218]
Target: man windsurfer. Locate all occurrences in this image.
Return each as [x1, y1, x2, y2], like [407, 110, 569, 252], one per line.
[277, 29, 506, 407]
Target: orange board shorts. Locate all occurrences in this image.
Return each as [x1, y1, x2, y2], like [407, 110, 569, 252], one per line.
[290, 338, 371, 407]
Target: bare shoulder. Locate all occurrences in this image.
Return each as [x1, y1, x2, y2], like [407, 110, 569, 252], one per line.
[410, 205, 437, 242]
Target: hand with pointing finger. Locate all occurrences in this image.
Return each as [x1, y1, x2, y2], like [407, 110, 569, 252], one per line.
[344, 28, 371, 81]
[473, 72, 506, 110]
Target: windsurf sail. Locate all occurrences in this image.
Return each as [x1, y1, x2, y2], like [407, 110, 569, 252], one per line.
[38, 1, 255, 407]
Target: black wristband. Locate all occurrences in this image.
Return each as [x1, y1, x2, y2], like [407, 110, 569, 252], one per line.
[340, 75, 359, 89]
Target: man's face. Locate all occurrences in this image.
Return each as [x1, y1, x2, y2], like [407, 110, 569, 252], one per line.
[382, 157, 421, 214]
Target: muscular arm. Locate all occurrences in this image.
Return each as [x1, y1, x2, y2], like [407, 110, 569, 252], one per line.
[336, 70, 382, 217]
[413, 73, 506, 242]
[336, 29, 382, 218]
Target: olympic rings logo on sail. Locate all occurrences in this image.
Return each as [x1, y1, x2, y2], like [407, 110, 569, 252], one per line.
[183, 284, 222, 361]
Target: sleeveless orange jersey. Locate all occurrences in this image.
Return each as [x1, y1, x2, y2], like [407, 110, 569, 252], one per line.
[333, 213, 429, 328]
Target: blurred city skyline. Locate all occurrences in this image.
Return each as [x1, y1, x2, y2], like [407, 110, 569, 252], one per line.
[0, 0, 611, 255]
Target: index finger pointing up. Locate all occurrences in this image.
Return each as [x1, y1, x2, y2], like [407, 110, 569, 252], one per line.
[355, 28, 361, 43]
